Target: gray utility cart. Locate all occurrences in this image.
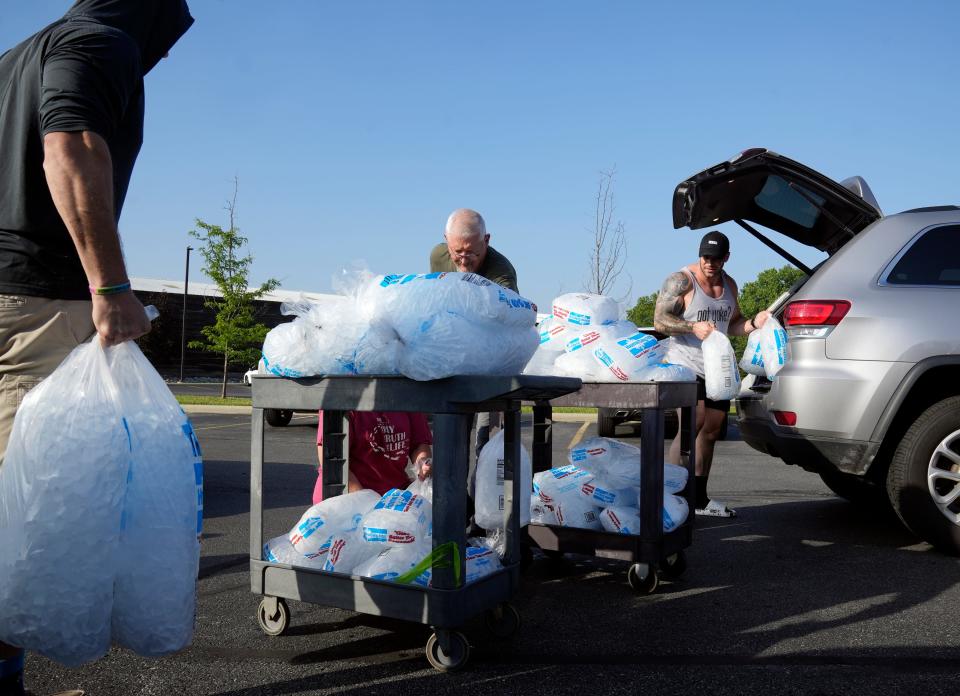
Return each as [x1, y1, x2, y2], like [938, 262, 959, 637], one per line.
[249, 374, 580, 672]
[527, 381, 698, 594]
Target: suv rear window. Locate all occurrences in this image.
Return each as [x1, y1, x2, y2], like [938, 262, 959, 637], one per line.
[755, 175, 826, 229]
[887, 224, 960, 286]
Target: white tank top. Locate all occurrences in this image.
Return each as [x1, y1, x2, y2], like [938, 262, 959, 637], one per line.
[665, 268, 735, 377]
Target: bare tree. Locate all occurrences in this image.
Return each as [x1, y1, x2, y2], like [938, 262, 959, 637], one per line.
[585, 167, 631, 302]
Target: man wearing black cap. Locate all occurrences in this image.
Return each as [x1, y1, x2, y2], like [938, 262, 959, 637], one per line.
[654, 231, 770, 517]
[0, 2, 194, 694]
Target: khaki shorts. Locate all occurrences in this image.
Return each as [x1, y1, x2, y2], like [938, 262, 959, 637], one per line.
[0, 295, 94, 465]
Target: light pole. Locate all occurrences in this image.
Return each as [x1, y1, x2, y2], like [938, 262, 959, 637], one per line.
[179, 245, 192, 383]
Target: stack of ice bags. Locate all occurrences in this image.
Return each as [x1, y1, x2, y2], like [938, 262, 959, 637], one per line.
[530, 436, 690, 534]
[522, 292, 695, 382]
[261, 269, 540, 381]
[263, 482, 504, 586]
[0, 340, 203, 666]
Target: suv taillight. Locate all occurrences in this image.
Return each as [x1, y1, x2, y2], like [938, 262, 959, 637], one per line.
[783, 300, 851, 327]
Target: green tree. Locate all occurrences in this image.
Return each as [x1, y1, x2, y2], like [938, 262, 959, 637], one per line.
[731, 265, 807, 357]
[189, 181, 279, 397]
[626, 291, 658, 328]
[738, 265, 806, 318]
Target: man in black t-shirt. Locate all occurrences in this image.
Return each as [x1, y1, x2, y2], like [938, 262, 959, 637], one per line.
[0, 2, 193, 694]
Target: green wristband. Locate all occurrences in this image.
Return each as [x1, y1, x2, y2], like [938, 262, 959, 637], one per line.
[89, 281, 132, 296]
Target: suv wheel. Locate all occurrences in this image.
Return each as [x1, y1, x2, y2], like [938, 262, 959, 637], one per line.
[597, 408, 619, 438]
[887, 396, 960, 555]
[265, 408, 294, 427]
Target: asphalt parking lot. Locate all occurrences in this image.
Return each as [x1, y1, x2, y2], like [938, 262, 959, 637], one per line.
[26, 406, 960, 696]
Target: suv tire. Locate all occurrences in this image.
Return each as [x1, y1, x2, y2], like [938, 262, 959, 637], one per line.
[887, 396, 960, 555]
[265, 408, 294, 427]
[597, 408, 619, 438]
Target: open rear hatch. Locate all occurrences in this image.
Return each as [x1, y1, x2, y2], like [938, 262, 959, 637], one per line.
[672, 148, 882, 264]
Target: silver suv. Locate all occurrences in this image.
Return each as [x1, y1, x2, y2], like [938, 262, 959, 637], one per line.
[672, 148, 960, 554]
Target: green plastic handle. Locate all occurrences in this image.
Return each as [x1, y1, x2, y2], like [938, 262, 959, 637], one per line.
[394, 541, 462, 586]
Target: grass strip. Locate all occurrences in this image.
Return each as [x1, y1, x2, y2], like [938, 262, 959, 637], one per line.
[174, 395, 597, 414]
[176, 395, 252, 407]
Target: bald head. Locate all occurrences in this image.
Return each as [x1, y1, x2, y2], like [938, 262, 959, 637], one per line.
[444, 208, 489, 273]
[445, 208, 487, 240]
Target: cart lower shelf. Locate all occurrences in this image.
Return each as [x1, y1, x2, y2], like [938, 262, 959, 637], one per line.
[526, 522, 690, 594]
[251, 559, 524, 671]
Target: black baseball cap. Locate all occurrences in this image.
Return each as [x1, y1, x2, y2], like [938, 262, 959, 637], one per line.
[699, 231, 729, 258]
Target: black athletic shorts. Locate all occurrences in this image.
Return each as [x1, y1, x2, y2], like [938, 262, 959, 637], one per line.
[695, 376, 730, 413]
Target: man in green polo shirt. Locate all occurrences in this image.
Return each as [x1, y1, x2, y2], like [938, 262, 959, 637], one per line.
[429, 208, 519, 532]
[429, 208, 518, 292]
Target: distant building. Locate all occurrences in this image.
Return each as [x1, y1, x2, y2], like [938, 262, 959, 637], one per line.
[132, 277, 336, 379]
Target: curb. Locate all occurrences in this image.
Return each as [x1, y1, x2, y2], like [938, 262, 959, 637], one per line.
[549, 412, 596, 423]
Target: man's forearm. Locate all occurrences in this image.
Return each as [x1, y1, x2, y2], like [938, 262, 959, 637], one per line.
[728, 316, 751, 336]
[43, 131, 129, 288]
[654, 313, 694, 334]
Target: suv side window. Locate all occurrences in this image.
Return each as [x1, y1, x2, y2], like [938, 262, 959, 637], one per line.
[887, 224, 960, 286]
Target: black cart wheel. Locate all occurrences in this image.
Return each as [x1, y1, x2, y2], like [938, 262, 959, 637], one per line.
[425, 631, 470, 672]
[484, 602, 521, 639]
[627, 563, 659, 594]
[660, 550, 687, 579]
[257, 597, 290, 636]
[265, 408, 293, 427]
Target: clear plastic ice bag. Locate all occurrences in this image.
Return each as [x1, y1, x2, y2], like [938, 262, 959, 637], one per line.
[631, 361, 697, 382]
[360, 488, 432, 548]
[366, 272, 537, 338]
[702, 331, 741, 400]
[288, 489, 381, 559]
[757, 316, 789, 379]
[397, 311, 538, 381]
[108, 343, 203, 658]
[551, 293, 619, 327]
[567, 436, 642, 489]
[262, 295, 365, 377]
[590, 333, 666, 382]
[474, 429, 532, 531]
[536, 315, 576, 353]
[533, 464, 593, 504]
[0, 340, 202, 665]
[522, 347, 563, 376]
[739, 330, 766, 377]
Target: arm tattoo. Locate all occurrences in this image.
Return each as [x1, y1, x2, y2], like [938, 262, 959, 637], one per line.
[654, 272, 695, 335]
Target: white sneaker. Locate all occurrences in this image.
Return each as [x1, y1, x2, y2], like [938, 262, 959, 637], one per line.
[695, 499, 737, 518]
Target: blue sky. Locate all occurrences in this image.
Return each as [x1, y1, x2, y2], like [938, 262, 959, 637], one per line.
[3, 1, 958, 313]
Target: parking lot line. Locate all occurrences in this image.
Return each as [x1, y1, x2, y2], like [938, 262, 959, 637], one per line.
[567, 419, 592, 450]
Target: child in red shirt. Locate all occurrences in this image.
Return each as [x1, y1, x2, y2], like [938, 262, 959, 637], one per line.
[313, 411, 433, 503]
